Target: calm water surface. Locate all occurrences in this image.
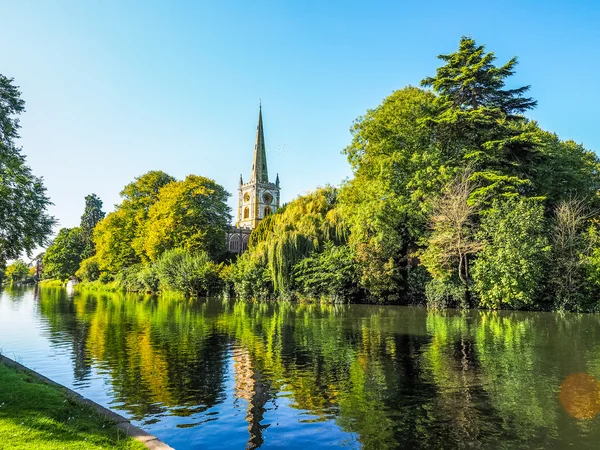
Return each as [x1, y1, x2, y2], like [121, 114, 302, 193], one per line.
[1, 286, 600, 449]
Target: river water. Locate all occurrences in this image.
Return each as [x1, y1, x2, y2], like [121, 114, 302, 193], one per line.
[1, 286, 600, 449]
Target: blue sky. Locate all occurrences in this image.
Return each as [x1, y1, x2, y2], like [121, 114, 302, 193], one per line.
[3, 0, 600, 231]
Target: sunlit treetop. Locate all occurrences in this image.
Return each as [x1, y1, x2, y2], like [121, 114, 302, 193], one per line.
[421, 36, 537, 115]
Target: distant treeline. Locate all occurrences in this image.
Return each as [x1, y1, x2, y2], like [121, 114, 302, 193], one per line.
[6, 37, 600, 311]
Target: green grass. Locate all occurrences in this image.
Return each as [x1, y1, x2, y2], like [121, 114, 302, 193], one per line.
[38, 279, 64, 287]
[0, 362, 147, 450]
[73, 280, 122, 292]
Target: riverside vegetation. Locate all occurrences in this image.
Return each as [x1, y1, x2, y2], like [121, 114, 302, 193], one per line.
[3, 37, 600, 311]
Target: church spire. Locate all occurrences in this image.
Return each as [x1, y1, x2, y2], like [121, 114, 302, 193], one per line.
[250, 103, 268, 183]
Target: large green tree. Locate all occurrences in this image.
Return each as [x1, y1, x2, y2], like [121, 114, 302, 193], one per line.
[0, 75, 55, 267]
[340, 87, 442, 302]
[94, 171, 175, 273]
[421, 37, 540, 204]
[42, 227, 86, 280]
[140, 175, 231, 261]
[231, 186, 348, 299]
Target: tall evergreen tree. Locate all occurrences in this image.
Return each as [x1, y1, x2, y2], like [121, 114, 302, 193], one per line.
[421, 37, 541, 203]
[80, 194, 105, 258]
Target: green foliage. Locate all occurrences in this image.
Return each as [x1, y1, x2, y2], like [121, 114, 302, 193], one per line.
[472, 198, 550, 309]
[155, 248, 223, 297]
[425, 278, 467, 309]
[42, 228, 85, 280]
[0, 74, 55, 266]
[94, 171, 175, 274]
[79, 194, 105, 259]
[75, 255, 100, 282]
[227, 252, 272, 300]
[340, 87, 442, 301]
[4, 260, 29, 283]
[141, 175, 231, 261]
[94, 208, 139, 274]
[293, 243, 360, 302]
[233, 186, 348, 299]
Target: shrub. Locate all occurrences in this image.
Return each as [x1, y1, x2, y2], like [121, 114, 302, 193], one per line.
[75, 256, 100, 282]
[155, 248, 223, 297]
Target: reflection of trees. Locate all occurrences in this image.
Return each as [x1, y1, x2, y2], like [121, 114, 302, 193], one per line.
[34, 288, 600, 449]
[38, 289, 229, 421]
[37, 287, 93, 382]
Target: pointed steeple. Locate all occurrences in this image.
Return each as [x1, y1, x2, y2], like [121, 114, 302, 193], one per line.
[250, 103, 269, 183]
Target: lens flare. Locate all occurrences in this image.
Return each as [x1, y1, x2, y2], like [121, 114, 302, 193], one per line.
[559, 373, 600, 420]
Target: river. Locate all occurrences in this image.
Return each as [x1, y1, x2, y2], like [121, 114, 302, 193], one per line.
[1, 286, 599, 449]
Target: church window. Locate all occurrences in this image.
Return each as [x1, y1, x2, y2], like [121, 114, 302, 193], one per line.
[229, 235, 240, 253]
[263, 192, 273, 204]
[264, 207, 272, 217]
[244, 207, 250, 219]
[244, 192, 250, 202]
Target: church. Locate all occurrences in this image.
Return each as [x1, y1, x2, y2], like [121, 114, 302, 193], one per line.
[227, 105, 280, 253]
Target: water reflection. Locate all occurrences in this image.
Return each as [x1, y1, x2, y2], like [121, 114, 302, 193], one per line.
[2, 287, 600, 449]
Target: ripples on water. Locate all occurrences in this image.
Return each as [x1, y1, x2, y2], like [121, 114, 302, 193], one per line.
[1, 285, 600, 449]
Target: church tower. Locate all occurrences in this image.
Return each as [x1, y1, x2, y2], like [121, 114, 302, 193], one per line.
[236, 104, 280, 230]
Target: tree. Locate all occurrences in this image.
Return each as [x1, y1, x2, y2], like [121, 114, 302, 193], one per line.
[4, 259, 29, 283]
[421, 37, 536, 114]
[421, 37, 541, 204]
[42, 227, 85, 280]
[141, 175, 231, 261]
[0, 75, 55, 266]
[472, 198, 550, 309]
[420, 170, 482, 307]
[94, 171, 175, 274]
[546, 199, 595, 310]
[80, 194, 105, 259]
[75, 255, 100, 282]
[340, 87, 442, 302]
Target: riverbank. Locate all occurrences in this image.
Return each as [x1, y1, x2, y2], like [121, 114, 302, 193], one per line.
[0, 355, 172, 450]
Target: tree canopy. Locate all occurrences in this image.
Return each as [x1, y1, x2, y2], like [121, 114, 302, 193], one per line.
[0, 74, 54, 267]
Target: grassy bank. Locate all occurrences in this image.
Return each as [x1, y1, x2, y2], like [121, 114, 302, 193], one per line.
[73, 280, 122, 292]
[38, 279, 64, 287]
[0, 361, 146, 450]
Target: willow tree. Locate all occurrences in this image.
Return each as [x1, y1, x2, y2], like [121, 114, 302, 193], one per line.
[232, 186, 348, 298]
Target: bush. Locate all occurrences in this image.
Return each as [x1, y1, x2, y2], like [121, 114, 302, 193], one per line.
[425, 278, 468, 309]
[114, 264, 146, 292]
[75, 256, 100, 282]
[155, 248, 223, 297]
[137, 264, 160, 292]
[293, 243, 359, 302]
[472, 198, 550, 309]
[227, 253, 273, 300]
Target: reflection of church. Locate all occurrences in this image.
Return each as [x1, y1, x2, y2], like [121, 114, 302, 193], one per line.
[233, 347, 272, 449]
[228, 105, 281, 253]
